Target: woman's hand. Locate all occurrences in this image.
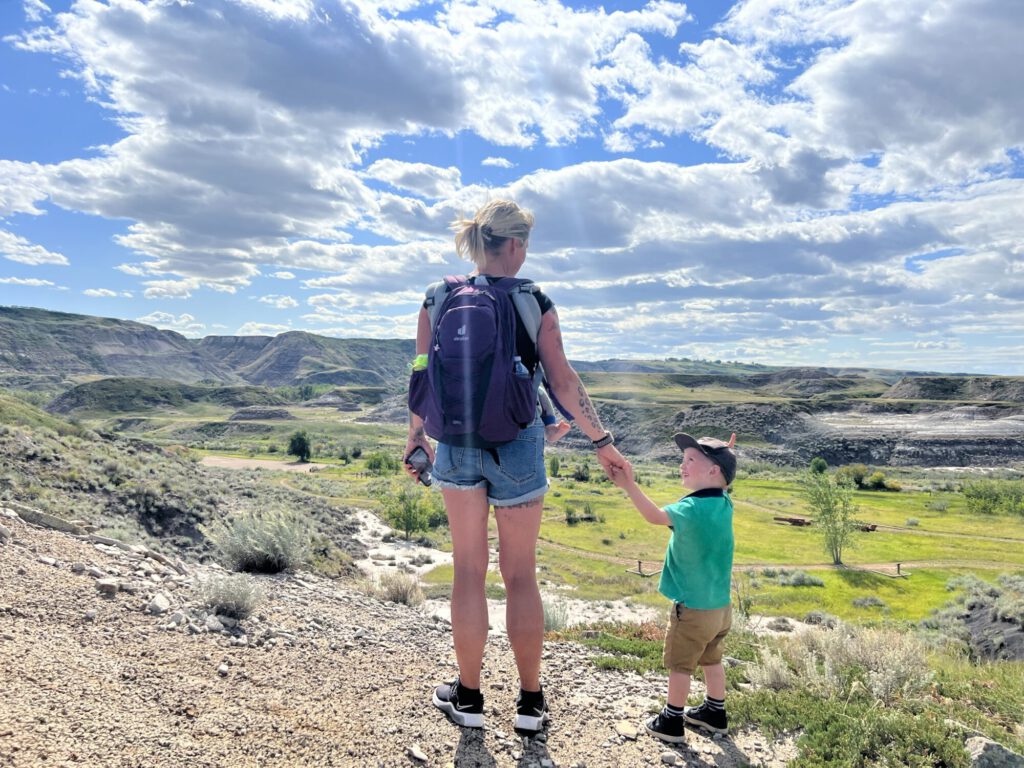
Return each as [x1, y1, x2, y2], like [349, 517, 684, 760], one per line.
[596, 443, 627, 478]
[606, 456, 635, 489]
[403, 433, 435, 480]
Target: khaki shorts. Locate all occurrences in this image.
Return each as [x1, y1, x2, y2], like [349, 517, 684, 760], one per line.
[663, 603, 732, 674]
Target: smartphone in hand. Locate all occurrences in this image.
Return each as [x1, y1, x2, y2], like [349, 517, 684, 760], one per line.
[405, 447, 433, 486]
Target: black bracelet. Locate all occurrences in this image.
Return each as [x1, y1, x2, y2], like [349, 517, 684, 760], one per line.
[592, 432, 614, 448]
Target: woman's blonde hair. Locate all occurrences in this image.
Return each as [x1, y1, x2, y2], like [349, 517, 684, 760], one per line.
[452, 199, 535, 268]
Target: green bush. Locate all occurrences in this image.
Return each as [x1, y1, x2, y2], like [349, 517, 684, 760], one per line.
[809, 457, 828, 474]
[963, 479, 1024, 516]
[206, 507, 311, 573]
[200, 572, 265, 619]
[835, 463, 869, 488]
[777, 569, 825, 587]
[366, 451, 401, 475]
[287, 430, 312, 462]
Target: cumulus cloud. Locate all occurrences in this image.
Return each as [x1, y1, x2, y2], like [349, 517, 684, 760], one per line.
[2, 0, 1022, 371]
[257, 294, 299, 309]
[0, 276, 59, 287]
[0, 229, 68, 266]
[83, 288, 132, 298]
[482, 157, 515, 169]
[135, 311, 205, 336]
[235, 321, 292, 336]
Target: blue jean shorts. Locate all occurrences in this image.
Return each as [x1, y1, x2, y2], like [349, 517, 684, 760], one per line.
[432, 418, 548, 506]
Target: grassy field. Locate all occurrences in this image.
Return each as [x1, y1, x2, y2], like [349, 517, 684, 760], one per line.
[401, 456, 1024, 624]
[60, 392, 1024, 625]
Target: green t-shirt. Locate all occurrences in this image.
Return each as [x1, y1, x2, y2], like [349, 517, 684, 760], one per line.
[658, 488, 734, 610]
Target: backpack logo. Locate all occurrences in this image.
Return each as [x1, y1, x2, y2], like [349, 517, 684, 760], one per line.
[408, 275, 540, 447]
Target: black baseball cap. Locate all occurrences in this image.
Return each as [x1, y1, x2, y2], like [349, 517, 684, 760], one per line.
[673, 432, 737, 485]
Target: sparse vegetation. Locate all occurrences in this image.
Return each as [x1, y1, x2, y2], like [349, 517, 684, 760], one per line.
[199, 572, 265, 619]
[205, 507, 311, 573]
[367, 571, 424, 606]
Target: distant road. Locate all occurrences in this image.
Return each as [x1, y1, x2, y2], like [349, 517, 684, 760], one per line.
[200, 456, 329, 473]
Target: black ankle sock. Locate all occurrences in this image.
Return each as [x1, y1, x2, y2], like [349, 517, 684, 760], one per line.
[519, 687, 544, 705]
[664, 704, 685, 718]
[456, 681, 482, 703]
[704, 696, 725, 711]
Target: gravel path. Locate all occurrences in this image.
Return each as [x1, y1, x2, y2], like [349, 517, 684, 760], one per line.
[0, 509, 799, 768]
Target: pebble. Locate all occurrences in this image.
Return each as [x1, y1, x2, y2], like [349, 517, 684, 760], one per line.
[147, 593, 172, 615]
[38, 556, 58, 567]
[661, 752, 679, 765]
[84, 610, 97, 622]
[96, 578, 120, 594]
[205, 615, 224, 633]
[615, 720, 639, 740]
[408, 743, 428, 762]
[217, 663, 230, 677]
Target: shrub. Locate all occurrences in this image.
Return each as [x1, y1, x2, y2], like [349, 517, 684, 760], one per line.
[200, 572, 265, 619]
[543, 598, 570, 632]
[206, 507, 311, 573]
[371, 571, 424, 607]
[906, 517, 920, 527]
[365, 451, 401, 475]
[777, 569, 825, 587]
[803, 610, 839, 628]
[564, 506, 579, 525]
[572, 463, 591, 482]
[809, 457, 828, 474]
[835, 463, 869, 488]
[548, 456, 560, 477]
[853, 596, 887, 609]
[748, 648, 794, 690]
[865, 471, 889, 490]
[925, 497, 948, 512]
[963, 479, 1024, 516]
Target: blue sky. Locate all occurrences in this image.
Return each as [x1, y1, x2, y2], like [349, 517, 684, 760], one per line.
[2, 0, 1023, 374]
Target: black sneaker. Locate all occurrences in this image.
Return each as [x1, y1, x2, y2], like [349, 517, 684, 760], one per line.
[645, 712, 686, 744]
[432, 678, 484, 728]
[683, 701, 728, 734]
[514, 688, 550, 734]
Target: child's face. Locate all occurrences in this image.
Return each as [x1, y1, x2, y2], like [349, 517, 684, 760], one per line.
[679, 447, 723, 490]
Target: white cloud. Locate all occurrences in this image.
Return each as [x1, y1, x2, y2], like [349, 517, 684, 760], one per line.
[365, 160, 462, 199]
[0, 229, 68, 266]
[235, 321, 292, 336]
[257, 294, 299, 309]
[0, 276, 58, 287]
[83, 288, 131, 298]
[482, 157, 515, 169]
[270, 271, 296, 280]
[23, 1, 50, 23]
[135, 311, 205, 337]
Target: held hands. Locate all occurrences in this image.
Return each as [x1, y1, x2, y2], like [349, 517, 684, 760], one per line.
[606, 456, 635, 489]
[596, 443, 630, 482]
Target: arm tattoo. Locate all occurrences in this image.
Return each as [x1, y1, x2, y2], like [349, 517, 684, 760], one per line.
[576, 384, 604, 434]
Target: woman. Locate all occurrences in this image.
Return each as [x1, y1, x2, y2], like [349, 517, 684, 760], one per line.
[405, 199, 626, 734]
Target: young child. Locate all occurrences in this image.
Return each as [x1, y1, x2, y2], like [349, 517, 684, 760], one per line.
[609, 432, 737, 743]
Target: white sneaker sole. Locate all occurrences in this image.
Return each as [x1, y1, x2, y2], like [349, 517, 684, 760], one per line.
[432, 692, 485, 728]
[514, 711, 550, 733]
[645, 721, 686, 744]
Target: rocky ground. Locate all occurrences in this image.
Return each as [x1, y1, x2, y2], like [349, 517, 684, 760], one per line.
[0, 508, 800, 768]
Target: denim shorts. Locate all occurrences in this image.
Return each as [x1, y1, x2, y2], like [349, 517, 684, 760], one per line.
[432, 418, 548, 506]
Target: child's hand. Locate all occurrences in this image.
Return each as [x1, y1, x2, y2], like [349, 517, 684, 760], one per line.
[608, 458, 635, 488]
[544, 421, 571, 444]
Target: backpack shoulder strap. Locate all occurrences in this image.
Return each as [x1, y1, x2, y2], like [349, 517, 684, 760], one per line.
[424, 275, 467, 330]
[508, 279, 543, 346]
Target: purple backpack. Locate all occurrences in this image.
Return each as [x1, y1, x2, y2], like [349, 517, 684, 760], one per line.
[409, 275, 540, 447]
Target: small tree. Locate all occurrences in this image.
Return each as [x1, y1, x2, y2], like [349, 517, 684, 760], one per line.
[809, 457, 828, 474]
[572, 463, 591, 482]
[287, 430, 312, 462]
[836, 463, 869, 488]
[802, 470, 858, 565]
[549, 455, 560, 478]
[379, 480, 441, 540]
